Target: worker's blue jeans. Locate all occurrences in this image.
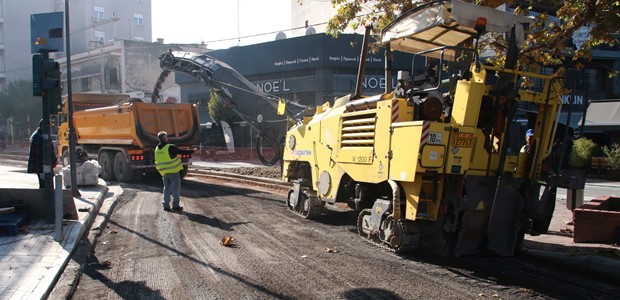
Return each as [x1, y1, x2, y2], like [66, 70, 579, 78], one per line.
[162, 172, 181, 209]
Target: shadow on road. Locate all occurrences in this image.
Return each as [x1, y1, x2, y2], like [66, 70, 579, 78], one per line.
[342, 288, 403, 299]
[99, 219, 286, 298]
[83, 257, 165, 300]
[181, 210, 251, 231]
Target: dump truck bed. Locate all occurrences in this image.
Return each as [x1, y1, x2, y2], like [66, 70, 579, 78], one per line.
[73, 101, 200, 149]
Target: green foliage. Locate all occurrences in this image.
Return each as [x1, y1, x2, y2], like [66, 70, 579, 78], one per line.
[0, 80, 42, 137]
[603, 143, 620, 170]
[207, 89, 239, 125]
[568, 137, 596, 168]
[592, 144, 605, 157]
[322, 0, 620, 70]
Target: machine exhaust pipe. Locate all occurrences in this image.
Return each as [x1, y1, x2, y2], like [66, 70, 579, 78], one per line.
[354, 26, 372, 100]
[388, 180, 401, 219]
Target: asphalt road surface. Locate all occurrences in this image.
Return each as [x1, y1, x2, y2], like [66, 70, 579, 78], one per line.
[66, 175, 618, 300]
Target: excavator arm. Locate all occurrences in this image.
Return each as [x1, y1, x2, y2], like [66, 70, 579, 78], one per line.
[152, 50, 307, 165]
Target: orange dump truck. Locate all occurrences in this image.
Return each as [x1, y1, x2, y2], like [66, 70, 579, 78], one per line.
[57, 93, 200, 182]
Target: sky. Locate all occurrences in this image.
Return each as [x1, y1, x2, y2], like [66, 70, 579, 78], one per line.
[151, 0, 292, 49]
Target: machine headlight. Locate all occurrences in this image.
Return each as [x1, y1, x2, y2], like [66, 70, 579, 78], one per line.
[288, 135, 296, 150]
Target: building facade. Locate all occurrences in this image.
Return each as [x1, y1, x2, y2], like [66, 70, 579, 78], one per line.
[177, 33, 414, 108]
[57, 40, 176, 96]
[0, 0, 151, 90]
[67, 0, 152, 53]
[290, 0, 368, 37]
[55, 40, 209, 102]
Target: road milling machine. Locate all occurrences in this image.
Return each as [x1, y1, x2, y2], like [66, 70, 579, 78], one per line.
[282, 0, 565, 256]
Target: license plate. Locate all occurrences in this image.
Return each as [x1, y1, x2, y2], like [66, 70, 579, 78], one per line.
[452, 132, 473, 148]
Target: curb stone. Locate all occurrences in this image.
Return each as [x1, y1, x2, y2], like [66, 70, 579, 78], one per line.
[523, 248, 620, 282]
[46, 184, 120, 299]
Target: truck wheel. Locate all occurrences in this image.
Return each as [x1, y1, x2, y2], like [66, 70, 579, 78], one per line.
[114, 152, 134, 182]
[179, 165, 188, 179]
[99, 151, 116, 181]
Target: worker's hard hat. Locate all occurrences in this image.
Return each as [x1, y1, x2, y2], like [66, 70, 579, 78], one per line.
[526, 129, 534, 137]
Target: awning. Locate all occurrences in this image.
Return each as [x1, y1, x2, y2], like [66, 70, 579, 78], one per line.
[381, 0, 533, 60]
[579, 101, 620, 128]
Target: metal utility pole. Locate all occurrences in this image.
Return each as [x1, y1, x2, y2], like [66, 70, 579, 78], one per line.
[41, 50, 54, 223]
[65, 0, 80, 197]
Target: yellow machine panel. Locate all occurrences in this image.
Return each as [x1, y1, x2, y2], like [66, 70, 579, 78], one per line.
[371, 100, 396, 181]
[445, 127, 475, 174]
[389, 122, 424, 182]
[451, 81, 485, 127]
[420, 145, 445, 168]
[403, 176, 444, 221]
[336, 108, 377, 165]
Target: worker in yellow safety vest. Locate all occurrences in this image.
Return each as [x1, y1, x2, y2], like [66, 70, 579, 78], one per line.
[154, 131, 195, 212]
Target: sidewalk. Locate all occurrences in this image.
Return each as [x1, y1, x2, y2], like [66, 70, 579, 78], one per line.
[0, 180, 108, 300]
[522, 193, 620, 281]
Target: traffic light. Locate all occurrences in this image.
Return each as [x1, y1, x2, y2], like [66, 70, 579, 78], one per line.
[32, 53, 62, 113]
[48, 84, 62, 114]
[32, 54, 42, 96]
[32, 53, 61, 96]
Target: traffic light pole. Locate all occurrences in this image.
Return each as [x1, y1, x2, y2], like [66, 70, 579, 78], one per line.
[40, 50, 54, 224]
[65, 0, 80, 198]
